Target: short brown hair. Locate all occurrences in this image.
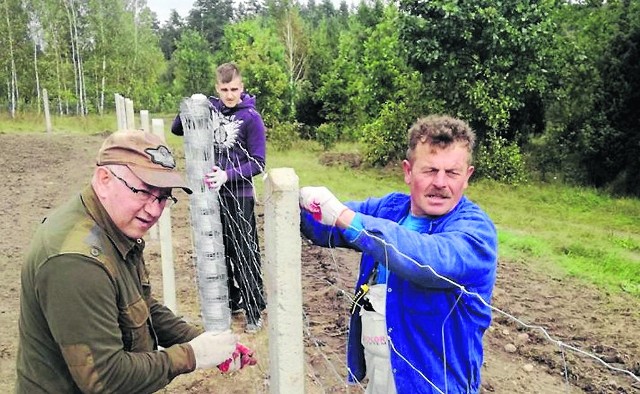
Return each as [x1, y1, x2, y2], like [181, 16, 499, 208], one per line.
[406, 115, 476, 164]
[216, 62, 242, 84]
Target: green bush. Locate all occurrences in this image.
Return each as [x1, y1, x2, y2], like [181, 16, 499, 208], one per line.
[315, 123, 339, 150]
[268, 121, 301, 151]
[525, 125, 589, 186]
[475, 132, 527, 185]
[360, 101, 413, 166]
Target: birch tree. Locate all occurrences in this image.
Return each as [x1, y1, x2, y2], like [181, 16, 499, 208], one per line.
[2, 0, 19, 117]
[279, 6, 308, 120]
[61, 0, 87, 115]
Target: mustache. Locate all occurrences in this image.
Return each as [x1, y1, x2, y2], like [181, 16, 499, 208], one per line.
[426, 190, 450, 198]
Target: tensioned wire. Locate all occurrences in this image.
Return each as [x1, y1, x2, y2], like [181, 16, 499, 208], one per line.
[179, 96, 640, 392]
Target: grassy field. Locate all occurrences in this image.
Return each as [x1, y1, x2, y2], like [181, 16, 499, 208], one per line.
[3, 113, 639, 297]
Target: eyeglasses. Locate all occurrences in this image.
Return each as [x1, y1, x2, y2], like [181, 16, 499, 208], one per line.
[107, 167, 178, 207]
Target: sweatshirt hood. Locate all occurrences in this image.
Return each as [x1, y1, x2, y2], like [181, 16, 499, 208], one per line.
[212, 92, 257, 112]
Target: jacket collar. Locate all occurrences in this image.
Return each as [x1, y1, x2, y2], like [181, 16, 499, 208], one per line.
[80, 185, 141, 260]
[391, 193, 470, 225]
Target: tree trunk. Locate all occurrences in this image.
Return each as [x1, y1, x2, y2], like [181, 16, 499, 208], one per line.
[100, 55, 106, 115]
[3, 0, 18, 117]
[64, 0, 86, 116]
[281, 8, 307, 121]
[34, 40, 41, 114]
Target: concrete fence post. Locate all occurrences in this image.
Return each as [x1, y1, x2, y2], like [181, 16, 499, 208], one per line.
[140, 110, 150, 132]
[141, 110, 158, 241]
[125, 99, 135, 130]
[43, 89, 52, 134]
[115, 94, 126, 131]
[152, 118, 177, 313]
[264, 168, 304, 394]
[114, 94, 120, 130]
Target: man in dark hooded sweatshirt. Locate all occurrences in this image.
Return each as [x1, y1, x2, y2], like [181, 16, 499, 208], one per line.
[171, 62, 267, 333]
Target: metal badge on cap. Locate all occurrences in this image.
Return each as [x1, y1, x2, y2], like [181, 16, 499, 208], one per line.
[145, 146, 176, 169]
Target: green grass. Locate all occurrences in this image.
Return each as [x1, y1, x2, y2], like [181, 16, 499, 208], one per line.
[260, 141, 405, 201]
[0, 112, 120, 134]
[0, 112, 178, 135]
[468, 181, 640, 296]
[3, 113, 639, 297]
[261, 147, 640, 297]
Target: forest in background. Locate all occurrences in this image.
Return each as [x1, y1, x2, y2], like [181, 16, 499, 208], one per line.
[1, 0, 639, 196]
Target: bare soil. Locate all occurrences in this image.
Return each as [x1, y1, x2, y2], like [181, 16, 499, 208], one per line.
[1, 132, 638, 393]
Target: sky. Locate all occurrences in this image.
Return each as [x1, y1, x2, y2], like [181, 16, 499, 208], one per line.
[147, 0, 194, 24]
[147, 0, 357, 24]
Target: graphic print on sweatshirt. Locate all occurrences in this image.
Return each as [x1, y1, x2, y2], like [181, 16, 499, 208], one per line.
[211, 107, 242, 149]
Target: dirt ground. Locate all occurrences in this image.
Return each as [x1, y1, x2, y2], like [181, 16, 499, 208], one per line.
[1, 132, 639, 393]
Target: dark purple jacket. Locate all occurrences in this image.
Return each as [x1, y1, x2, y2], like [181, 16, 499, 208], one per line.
[172, 92, 266, 198]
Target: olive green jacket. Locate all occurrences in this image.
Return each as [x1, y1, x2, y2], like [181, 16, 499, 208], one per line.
[16, 186, 202, 393]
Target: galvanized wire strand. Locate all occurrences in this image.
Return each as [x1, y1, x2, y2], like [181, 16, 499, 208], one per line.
[181, 101, 638, 390]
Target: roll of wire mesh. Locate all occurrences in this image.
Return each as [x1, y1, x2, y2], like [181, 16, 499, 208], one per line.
[179, 95, 230, 333]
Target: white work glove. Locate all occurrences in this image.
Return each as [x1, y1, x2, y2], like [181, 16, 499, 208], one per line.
[204, 166, 228, 191]
[188, 330, 237, 370]
[299, 186, 347, 226]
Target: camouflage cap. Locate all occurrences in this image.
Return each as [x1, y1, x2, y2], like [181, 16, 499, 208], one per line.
[97, 129, 192, 194]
